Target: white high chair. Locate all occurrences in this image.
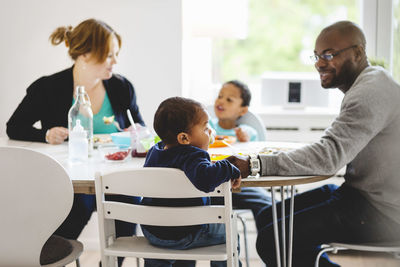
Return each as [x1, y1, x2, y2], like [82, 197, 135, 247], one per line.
[95, 167, 239, 267]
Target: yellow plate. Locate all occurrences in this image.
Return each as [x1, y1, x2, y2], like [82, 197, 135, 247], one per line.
[209, 135, 236, 148]
[210, 154, 231, 161]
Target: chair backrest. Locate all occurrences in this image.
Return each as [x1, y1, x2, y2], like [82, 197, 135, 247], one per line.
[0, 146, 73, 267]
[207, 105, 267, 141]
[95, 167, 236, 262]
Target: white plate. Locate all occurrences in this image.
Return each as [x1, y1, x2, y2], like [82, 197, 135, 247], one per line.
[93, 134, 112, 148]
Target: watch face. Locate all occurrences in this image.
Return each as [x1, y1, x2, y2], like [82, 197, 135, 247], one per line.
[253, 161, 259, 169]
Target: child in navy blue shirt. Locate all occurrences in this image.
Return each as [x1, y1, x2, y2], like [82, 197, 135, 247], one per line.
[141, 96, 242, 267]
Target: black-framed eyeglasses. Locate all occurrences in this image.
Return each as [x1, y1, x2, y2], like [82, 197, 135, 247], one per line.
[310, 45, 358, 63]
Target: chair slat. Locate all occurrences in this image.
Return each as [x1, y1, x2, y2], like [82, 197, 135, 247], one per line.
[103, 202, 226, 226]
[101, 168, 226, 198]
[105, 236, 228, 261]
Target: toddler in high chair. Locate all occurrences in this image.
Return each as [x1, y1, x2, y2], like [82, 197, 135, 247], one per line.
[210, 80, 258, 142]
[141, 96, 242, 267]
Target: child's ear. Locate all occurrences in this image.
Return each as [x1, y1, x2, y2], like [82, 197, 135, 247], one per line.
[238, 106, 249, 117]
[177, 132, 190, 145]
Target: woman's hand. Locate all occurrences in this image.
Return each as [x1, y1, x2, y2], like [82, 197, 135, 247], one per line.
[46, 127, 69, 144]
[231, 176, 242, 189]
[234, 127, 250, 142]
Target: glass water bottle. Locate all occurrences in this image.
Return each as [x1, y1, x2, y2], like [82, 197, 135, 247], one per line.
[68, 86, 93, 157]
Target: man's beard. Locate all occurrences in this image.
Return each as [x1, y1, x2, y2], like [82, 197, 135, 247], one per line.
[324, 59, 356, 90]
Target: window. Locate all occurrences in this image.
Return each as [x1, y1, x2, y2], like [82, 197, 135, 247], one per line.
[393, 0, 400, 82]
[212, 0, 360, 83]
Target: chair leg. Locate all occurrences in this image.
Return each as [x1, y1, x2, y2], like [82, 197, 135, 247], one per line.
[314, 247, 336, 267]
[76, 258, 80, 267]
[237, 213, 250, 267]
[136, 257, 140, 267]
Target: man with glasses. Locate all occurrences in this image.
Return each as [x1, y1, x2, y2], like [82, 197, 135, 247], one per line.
[228, 21, 400, 266]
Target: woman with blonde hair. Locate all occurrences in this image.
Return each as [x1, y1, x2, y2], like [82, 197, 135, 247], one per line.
[7, 18, 144, 266]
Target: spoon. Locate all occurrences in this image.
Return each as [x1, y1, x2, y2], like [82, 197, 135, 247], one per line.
[222, 139, 239, 156]
[126, 110, 137, 130]
[103, 116, 123, 131]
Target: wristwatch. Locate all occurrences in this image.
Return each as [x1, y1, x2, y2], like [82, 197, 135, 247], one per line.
[249, 154, 260, 176]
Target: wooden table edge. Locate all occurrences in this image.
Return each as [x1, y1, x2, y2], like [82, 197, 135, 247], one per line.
[72, 180, 96, 194]
[73, 175, 333, 195]
[238, 175, 332, 188]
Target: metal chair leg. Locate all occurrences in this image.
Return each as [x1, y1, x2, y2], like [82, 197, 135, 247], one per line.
[75, 258, 81, 267]
[237, 213, 250, 267]
[136, 257, 140, 267]
[314, 247, 336, 267]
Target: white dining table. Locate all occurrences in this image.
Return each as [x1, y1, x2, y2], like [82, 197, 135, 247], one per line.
[0, 137, 331, 267]
[0, 137, 312, 192]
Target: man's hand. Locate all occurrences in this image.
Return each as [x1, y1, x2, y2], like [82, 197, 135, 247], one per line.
[226, 155, 251, 178]
[234, 127, 250, 142]
[231, 176, 242, 189]
[46, 127, 69, 144]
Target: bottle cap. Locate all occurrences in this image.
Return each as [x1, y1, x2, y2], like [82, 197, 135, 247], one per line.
[76, 86, 85, 94]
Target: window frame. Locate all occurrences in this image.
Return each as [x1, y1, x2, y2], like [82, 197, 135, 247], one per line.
[362, 0, 394, 72]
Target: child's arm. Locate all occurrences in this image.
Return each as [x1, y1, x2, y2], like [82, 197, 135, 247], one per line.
[182, 150, 241, 193]
[234, 127, 250, 142]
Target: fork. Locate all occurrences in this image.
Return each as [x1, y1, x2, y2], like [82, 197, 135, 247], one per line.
[112, 121, 124, 132]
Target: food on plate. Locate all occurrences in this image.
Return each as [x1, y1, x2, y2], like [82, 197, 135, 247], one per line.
[258, 147, 292, 155]
[105, 151, 129, 161]
[98, 144, 131, 162]
[210, 154, 230, 161]
[103, 115, 115, 125]
[209, 135, 236, 148]
[93, 135, 112, 145]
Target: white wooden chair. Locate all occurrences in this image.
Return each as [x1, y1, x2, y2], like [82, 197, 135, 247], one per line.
[0, 146, 83, 267]
[95, 167, 239, 267]
[315, 241, 400, 267]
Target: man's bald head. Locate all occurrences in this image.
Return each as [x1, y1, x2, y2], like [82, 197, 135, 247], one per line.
[314, 21, 369, 93]
[320, 21, 366, 49]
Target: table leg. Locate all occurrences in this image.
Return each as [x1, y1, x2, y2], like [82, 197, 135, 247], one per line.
[271, 186, 281, 267]
[288, 185, 295, 267]
[271, 185, 296, 267]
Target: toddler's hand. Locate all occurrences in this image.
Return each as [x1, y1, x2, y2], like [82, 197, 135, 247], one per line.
[234, 127, 250, 142]
[231, 176, 242, 189]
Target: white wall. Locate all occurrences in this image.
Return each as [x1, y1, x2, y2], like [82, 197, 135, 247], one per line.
[0, 0, 183, 137]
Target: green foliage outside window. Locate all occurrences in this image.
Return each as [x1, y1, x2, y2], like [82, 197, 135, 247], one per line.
[213, 0, 359, 82]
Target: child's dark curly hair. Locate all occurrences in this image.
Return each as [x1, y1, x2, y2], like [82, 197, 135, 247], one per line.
[153, 97, 204, 145]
